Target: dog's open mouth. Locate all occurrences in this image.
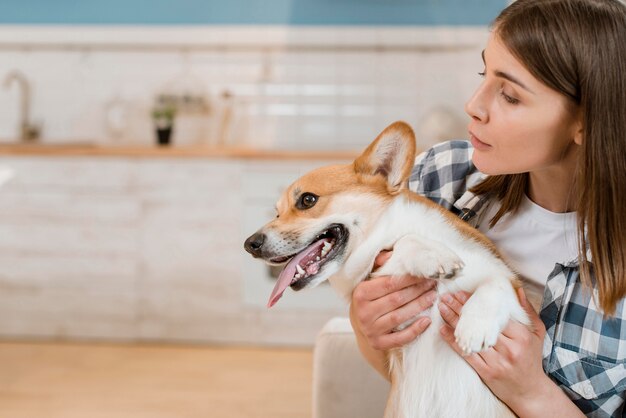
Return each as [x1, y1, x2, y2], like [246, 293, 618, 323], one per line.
[268, 224, 347, 308]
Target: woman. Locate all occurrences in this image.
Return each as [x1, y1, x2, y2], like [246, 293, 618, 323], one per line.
[349, 0, 626, 416]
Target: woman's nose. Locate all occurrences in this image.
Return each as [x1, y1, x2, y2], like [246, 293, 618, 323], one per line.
[465, 87, 489, 123]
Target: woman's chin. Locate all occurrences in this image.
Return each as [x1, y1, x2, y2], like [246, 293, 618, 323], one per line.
[471, 155, 495, 175]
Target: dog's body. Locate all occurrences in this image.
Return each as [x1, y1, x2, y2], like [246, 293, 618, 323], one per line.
[245, 122, 529, 418]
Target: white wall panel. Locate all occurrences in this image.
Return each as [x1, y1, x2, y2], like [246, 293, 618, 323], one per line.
[0, 156, 348, 345]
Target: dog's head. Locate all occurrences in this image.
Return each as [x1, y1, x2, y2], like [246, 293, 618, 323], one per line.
[244, 121, 416, 307]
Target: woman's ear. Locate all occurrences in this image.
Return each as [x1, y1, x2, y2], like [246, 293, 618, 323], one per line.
[573, 111, 584, 146]
[574, 126, 583, 146]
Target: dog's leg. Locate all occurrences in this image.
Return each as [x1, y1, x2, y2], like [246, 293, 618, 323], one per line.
[454, 277, 530, 354]
[371, 235, 465, 332]
[373, 234, 464, 280]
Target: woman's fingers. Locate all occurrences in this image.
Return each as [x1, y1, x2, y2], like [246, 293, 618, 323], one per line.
[371, 276, 437, 312]
[497, 288, 544, 341]
[373, 288, 438, 334]
[499, 318, 532, 340]
[372, 316, 432, 351]
[373, 250, 393, 270]
[438, 291, 470, 327]
[440, 322, 506, 379]
[351, 273, 438, 348]
[355, 273, 434, 302]
[353, 276, 437, 334]
[439, 323, 489, 370]
[516, 287, 546, 336]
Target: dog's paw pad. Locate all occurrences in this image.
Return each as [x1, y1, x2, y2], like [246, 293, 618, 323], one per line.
[396, 243, 464, 280]
[412, 252, 464, 280]
[454, 314, 500, 355]
[427, 260, 465, 280]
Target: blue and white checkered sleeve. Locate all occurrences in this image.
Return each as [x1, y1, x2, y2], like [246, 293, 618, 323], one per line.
[541, 265, 626, 417]
[408, 140, 476, 211]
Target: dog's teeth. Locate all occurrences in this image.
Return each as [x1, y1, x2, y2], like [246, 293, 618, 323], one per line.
[296, 265, 305, 275]
[316, 256, 320, 261]
[321, 241, 333, 257]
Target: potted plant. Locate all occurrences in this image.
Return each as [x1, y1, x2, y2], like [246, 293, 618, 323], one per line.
[151, 100, 177, 146]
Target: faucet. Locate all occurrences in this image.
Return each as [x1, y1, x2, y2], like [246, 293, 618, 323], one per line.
[3, 70, 40, 142]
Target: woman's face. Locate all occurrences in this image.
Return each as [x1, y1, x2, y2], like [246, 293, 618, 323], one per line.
[465, 33, 580, 176]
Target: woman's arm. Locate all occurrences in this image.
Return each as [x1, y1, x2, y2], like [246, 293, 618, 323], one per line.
[349, 251, 437, 380]
[507, 376, 585, 418]
[439, 288, 585, 418]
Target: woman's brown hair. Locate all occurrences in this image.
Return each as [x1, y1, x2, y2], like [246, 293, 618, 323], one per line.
[472, 0, 626, 315]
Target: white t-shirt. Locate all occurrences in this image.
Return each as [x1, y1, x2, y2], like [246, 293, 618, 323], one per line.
[477, 195, 578, 308]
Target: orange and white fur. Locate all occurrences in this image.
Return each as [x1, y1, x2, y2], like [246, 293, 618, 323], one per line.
[244, 121, 530, 418]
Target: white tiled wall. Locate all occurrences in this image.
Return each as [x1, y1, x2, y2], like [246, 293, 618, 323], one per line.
[0, 155, 350, 346]
[0, 25, 487, 150]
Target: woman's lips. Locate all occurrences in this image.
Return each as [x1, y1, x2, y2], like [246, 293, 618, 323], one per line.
[469, 132, 491, 150]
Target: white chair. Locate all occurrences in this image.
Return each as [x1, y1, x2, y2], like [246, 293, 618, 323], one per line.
[312, 317, 390, 418]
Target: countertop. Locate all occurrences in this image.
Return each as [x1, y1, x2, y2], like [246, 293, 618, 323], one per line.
[0, 143, 359, 160]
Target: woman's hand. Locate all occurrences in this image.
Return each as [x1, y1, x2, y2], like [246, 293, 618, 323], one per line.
[438, 288, 564, 415]
[350, 250, 438, 351]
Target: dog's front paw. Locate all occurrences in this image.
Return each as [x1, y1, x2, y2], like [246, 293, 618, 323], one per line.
[376, 236, 465, 280]
[454, 313, 502, 355]
[410, 248, 464, 280]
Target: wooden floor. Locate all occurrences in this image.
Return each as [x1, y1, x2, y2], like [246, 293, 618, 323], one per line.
[0, 341, 313, 418]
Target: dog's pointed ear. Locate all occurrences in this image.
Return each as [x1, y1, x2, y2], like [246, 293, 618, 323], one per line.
[353, 121, 417, 194]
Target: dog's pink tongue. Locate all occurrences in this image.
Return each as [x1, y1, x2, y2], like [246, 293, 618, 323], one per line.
[267, 238, 329, 308]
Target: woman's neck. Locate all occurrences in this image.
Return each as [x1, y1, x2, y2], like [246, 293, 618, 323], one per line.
[528, 153, 578, 213]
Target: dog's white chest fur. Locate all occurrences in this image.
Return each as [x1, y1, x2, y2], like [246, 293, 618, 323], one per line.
[329, 198, 528, 418]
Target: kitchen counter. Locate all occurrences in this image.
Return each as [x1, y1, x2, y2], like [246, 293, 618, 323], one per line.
[0, 143, 359, 160]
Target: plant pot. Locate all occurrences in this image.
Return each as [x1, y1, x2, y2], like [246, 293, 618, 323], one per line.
[156, 126, 173, 146]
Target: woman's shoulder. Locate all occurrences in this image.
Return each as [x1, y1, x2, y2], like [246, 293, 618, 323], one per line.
[409, 140, 485, 205]
[412, 139, 473, 168]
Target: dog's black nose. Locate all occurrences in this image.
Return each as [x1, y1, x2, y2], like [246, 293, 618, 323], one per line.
[244, 232, 266, 257]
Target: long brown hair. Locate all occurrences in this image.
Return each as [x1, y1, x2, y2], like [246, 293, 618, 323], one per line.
[472, 0, 626, 315]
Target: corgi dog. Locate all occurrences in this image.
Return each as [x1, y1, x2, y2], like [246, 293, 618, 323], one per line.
[244, 121, 530, 418]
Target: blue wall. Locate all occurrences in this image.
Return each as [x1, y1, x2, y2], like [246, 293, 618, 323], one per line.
[0, 0, 507, 25]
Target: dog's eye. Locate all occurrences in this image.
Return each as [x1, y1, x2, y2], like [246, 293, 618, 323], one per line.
[296, 192, 319, 210]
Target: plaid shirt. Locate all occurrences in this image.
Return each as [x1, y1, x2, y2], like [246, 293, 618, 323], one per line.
[409, 140, 626, 418]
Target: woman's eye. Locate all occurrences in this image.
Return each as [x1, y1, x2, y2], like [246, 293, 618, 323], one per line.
[500, 89, 520, 105]
[296, 192, 319, 210]
[478, 71, 486, 77]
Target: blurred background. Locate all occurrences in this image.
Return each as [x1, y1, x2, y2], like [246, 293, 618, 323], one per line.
[0, 1, 504, 417]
